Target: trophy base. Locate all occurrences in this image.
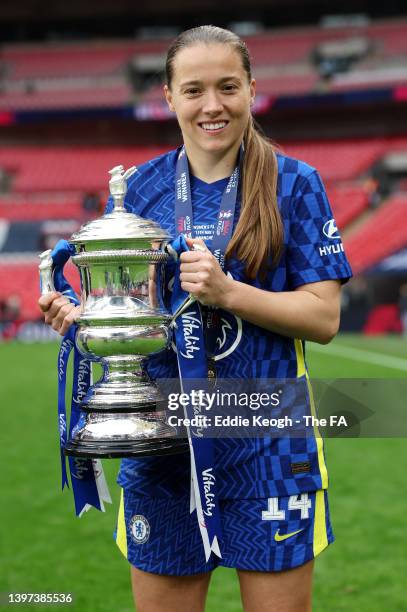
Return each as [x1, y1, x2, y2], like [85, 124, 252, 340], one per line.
[64, 437, 189, 458]
[81, 369, 168, 413]
[64, 412, 189, 458]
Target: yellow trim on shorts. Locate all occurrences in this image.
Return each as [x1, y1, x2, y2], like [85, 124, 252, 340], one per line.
[313, 490, 328, 556]
[116, 488, 128, 559]
[294, 338, 328, 489]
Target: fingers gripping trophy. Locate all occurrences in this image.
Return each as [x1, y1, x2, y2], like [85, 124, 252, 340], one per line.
[39, 165, 188, 458]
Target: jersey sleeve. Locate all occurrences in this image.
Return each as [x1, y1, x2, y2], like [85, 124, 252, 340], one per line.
[286, 169, 353, 289]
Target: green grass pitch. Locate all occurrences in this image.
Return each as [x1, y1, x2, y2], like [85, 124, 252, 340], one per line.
[1, 334, 406, 611]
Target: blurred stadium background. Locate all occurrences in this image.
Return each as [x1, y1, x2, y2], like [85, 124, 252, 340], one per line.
[0, 1, 406, 611]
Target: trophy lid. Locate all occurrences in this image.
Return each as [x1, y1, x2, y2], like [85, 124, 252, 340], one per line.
[70, 209, 171, 244]
[70, 164, 171, 244]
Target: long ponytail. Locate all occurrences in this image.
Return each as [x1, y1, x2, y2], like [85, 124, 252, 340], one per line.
[226, 116, 284, 278]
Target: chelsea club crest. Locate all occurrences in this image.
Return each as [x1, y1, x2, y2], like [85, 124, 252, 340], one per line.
[130, 514, 150, 544]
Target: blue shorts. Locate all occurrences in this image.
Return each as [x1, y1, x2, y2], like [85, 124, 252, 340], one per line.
[115, 489, 334, 575]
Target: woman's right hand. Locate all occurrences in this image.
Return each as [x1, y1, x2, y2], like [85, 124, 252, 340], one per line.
[38, 291, 82, 336]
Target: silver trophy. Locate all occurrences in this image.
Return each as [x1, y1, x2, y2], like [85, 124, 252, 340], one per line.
[39, 165, 188, 458]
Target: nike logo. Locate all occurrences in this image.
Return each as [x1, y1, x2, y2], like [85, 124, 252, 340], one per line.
[274, 528, 304, 542]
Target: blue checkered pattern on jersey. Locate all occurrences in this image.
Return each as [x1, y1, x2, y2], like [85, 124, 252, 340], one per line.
[108, 147, 352, 499]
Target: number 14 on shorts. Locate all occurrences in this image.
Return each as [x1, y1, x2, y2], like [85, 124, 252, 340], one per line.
[262, 494, 312, 520]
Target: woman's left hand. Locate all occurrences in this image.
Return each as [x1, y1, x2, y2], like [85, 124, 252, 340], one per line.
[179, 237, 234, 307]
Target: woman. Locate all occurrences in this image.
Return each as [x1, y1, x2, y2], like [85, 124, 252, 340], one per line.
[39, 26, 352, 612]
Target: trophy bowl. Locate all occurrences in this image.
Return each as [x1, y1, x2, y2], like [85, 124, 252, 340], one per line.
[39, 165, 188, 458]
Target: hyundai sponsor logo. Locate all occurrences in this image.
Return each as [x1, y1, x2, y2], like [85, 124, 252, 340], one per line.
[319, 243, 344, 256]
[323, 219, 341, 240]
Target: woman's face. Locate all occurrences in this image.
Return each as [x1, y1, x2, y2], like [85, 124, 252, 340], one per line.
[164, 43, 255, 160]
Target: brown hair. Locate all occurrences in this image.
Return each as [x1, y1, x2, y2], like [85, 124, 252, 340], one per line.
[166, 25, 284, 278]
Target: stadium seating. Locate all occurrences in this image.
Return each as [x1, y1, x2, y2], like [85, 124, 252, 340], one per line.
[325, 183, 370, 227]
[2, 138, 407, 197]
[230, 18, 407, 67]
[343, 194, 407, 274]
[281, 138, 407, 181]
[0, 260, 79, 321]
[1, 40, 169, 80]
[0, 84, 133, 112]
[0, 146, 167, 192]
[1, 17, 407, 111]
[0, 195, 83, 221]
[368, 19, 407, 56]
[252, 72, 319, 96]
[363, 303, 402, 334]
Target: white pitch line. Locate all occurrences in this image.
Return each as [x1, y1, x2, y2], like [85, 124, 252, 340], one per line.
[308, 342, 407, 372]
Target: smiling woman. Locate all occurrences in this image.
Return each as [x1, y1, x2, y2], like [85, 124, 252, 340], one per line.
[38, 24, 353, 612]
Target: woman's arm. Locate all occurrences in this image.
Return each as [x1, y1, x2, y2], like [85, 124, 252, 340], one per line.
[220, 279, 341, 344]
[180, 238, 341, 345]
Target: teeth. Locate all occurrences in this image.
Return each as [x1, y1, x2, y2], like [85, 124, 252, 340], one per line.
[201, 122, 226, 131]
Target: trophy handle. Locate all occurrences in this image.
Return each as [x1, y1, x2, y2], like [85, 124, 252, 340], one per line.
[39, 249, 55, 295]
[38, 241, 79, 305]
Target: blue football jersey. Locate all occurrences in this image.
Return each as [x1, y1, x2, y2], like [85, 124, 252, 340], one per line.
[106, 147, 353, 499]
